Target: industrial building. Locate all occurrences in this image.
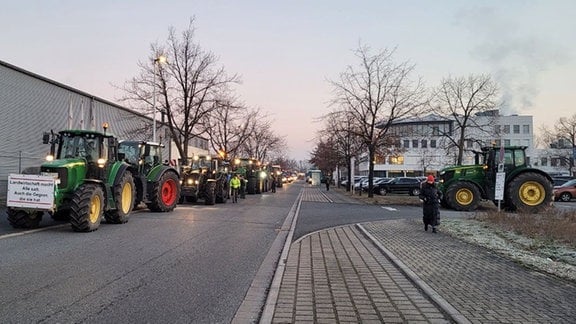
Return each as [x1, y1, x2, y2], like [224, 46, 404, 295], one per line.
[0, 60, 207, 203]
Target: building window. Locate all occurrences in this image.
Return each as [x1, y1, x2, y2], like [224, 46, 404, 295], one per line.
[495, 125, 501, 134]
[432, 126, 439, 136]
[430, 139, 436, 148]
[504, 139, 510, 146]
[513, 125, 520, 134]
[523, 125, 530, 134]
[540, 157, 547, 166]
[503, 125, 510, 134]
[403, 140, 410, 148]
[412, 140, 419, 148]
[466, 140, 473, 148]
[421, 140, 427, 148]
[495, 139, 501, 147]
[551, 157, 559, 167]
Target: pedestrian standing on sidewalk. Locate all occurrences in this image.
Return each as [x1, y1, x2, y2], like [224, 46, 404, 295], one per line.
[419, 175, 441, 233]
[325, 174, 331, 191]
[230, 173, 241, 203]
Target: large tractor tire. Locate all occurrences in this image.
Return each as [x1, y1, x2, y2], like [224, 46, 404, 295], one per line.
[70, 184, 104, 232]
[105, 172, 135, 224]
[247, 178, 257, 194]
[445, 182, 481, 211]
[506, 172, 552, 213]
[215, 178, 228, 204]
[7, 208, 43, 228]
[204, 181, 216, 205]
[147, 171, 180, 212]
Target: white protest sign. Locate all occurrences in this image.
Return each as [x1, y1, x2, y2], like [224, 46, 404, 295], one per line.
[495, 172, 506, 201]
[7, 174, 55, 209]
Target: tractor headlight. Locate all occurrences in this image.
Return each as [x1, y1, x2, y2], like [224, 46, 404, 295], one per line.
[194, 180, 199, 185]
[46, 154, 54, 161]
[97, 158, 107, 168]
[187, 179, 194, 185]
[260, 172, 267, 179]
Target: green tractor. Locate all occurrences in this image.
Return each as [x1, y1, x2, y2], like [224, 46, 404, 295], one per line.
[7, 124, 135, 232]
[233, 157, 265, 194]
[179, 155, 229, 205]
[118, 141, 180, 212]
[438, 146, 553, 213]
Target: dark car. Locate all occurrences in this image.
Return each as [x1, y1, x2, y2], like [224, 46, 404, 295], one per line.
[552, 176, 575, 187]
[374, 177, 422, 196]
[553, 178, 576, 202]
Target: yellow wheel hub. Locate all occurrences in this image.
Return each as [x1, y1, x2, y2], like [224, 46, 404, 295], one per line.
[456, 188, 474, 206]
[518, 181, 545, 206]
[120, 181, 133, 213]
[89, 194, 102, 224]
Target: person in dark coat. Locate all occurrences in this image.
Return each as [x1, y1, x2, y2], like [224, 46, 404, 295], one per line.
[419, 175, 441, 233]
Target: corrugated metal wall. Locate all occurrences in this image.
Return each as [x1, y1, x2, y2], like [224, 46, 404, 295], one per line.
[0, 60, 172, 203]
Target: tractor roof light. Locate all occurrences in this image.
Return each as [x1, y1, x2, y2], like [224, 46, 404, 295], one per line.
[46, 154, 54, 161]
[206, 156, 211, 161]
[193, 156, 199, 161]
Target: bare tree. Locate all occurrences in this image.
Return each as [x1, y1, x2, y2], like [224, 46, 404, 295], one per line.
[317, 111, 365, 191]
[432, 74, 500, 164]
[328, 44, 427, 197]
[200, 94, 256, 161]
[539, 114, 576, 176]
[119, 19, 240, 164]
[238, 117, 285, 163]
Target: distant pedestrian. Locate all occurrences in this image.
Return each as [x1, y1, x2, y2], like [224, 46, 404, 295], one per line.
[419, 175, 441, 233]
[230, 174, 241, 203]
[271, 174, 277, 193]
[325, 175, 330, 191]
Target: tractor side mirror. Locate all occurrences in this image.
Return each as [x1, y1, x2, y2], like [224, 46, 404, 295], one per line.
[42, 132, 50, 144]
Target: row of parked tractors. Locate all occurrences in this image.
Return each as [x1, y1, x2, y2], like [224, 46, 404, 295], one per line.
[178, 156, 281, 205]
[6, 125, 282, 232]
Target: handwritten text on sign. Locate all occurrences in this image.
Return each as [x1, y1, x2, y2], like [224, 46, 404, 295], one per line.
[7, 174, 55, 209]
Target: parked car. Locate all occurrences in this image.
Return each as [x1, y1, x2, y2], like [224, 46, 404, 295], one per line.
[363, 177, 392, 193]
[553, 179, 576, 202]
[374, 177, 422, 196]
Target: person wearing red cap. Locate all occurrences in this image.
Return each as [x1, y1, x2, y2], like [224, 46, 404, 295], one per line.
[419, 174, 441, 233]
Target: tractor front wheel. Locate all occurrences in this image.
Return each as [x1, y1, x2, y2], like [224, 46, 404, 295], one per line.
[105, 172, 135, 224]
[7, 208, 43, 228]
[506, 172, 552, 213]
[70, 184, 104, 232]
[445, 182, 481, 211]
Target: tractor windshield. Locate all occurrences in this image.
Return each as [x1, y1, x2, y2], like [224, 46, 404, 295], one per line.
[58, 133, 100, 161]
[191, 157, 212, 170]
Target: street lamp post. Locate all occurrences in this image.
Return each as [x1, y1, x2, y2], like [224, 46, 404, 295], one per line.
[152, 55, 167, 142]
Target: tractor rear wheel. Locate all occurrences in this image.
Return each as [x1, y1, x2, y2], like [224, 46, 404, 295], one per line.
[445, 182, 481, 211]
[204, 181, 216, 205]
[7, 208, 43, 228]
[215, 177, 228, 203]
[506, 172, 552, 213]
[105, 172, 135, 224]
[70, 184, 104, 232]
[147, 171, 180, 212]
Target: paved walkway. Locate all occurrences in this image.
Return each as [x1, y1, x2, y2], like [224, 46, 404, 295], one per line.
[267, 187, 576, 323]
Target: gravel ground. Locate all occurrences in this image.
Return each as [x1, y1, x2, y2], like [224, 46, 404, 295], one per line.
[336, 187, 576, 282]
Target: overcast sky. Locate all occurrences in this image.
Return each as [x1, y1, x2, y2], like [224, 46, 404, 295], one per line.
[1, 0, 574, 161]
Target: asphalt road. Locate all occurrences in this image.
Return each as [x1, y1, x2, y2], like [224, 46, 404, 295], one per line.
[0, 184, 299, 323]
[1, 181, 574, 323]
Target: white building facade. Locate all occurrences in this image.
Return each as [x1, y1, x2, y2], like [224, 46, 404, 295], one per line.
[359, 111, 536, 177]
